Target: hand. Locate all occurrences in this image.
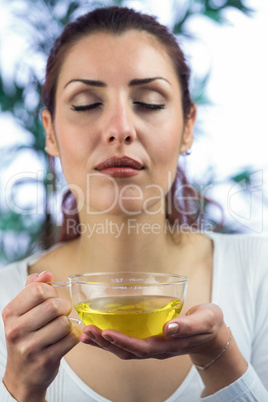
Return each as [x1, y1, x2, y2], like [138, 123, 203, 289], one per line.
[80, 303, 228, 362]
[2, 271, 82, 402]
[81, 303, 248, 396]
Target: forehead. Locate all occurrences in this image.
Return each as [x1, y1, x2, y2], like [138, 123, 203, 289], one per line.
[57, 30, 180, 89]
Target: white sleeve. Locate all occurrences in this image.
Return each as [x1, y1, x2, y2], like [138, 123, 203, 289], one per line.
[201, 364, 268, 402]
[201, 236, 268, 402]
[0, 321, 16, 401]
[0, 305, 16, 401]
[250, 245, 268, 390]
[0, 262, 27, 402]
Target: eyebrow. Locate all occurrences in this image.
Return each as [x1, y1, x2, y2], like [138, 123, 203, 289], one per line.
[64, 76, 171, 89]
[64, 79, 106, 88]
[129, 77, 171, 86]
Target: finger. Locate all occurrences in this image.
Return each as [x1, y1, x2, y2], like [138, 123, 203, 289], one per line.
[82, 326, 134, 359]
[3, 282, 58, 319]
[15, 316, 73, 358]
[46, 326, 82, 361]
[101, 329, 210, 359]
[101, 330, 174, 358]
[14, 297, 72, 333]
[163, 304, 223, 338]
[81, 331, 172, 360]
[25, 271, 54, 286]
[25, 273, 39, 285]
[32, 316, 73, 349]
[79, 334, 102, 348]
[84, 327, 188, 359]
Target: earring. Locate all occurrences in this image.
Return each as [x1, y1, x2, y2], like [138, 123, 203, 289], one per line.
[185, 148, 191, 156]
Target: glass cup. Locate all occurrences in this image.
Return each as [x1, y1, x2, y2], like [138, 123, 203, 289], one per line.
[52, 272, 188, 339]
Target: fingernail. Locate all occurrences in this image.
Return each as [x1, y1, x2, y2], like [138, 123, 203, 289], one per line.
[167, 323, 179, 336]
[103, 335, 114, 343]
[38, 271, 47, 277]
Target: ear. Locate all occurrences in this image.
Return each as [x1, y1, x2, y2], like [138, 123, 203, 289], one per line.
[42, 109, 60, 157]
[179, 105, 197, 154]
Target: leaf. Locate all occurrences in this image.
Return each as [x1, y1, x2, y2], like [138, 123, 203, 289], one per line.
[203, 9, 227, 24]
[224, 0, 255, 17]
[113, 0, 126, 6]
[201, 0, 255, 24]
[173, 9, 193, 35]
[191, 71, 212, 106]
[230, 169, 253, 187]
[59, 1, 81, 25]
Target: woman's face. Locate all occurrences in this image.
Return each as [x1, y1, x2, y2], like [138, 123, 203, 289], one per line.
[43, 30, 195, 216]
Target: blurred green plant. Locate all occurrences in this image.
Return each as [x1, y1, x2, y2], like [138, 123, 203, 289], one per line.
[0, 0, 255, 265]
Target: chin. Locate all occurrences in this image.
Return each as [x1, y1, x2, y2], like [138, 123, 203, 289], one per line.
[87, 203, 144, 217]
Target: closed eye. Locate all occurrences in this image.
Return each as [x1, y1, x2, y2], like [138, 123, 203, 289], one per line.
[71, 103, 102, 111]
[134, 102, 166, 110]
[71, 102, 166, 112]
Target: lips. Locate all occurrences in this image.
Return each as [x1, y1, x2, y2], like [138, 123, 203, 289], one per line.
[95, 156, 144, 177]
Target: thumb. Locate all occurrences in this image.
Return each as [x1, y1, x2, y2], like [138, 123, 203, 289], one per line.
[163, 304, 223, 338]
[25, 270, 54, 286]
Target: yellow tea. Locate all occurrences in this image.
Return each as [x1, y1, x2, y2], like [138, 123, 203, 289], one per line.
[74, 295, 183, 338]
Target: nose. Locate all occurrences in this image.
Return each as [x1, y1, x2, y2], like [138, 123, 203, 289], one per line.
[103, 102, 136, 145]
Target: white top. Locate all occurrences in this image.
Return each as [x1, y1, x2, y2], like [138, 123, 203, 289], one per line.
[1, 233, 268, 401]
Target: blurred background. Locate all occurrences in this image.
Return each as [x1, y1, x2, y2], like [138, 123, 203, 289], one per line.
[0, 0, 267, 267]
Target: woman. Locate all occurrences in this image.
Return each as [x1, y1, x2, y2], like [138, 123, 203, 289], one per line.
[0, 6, 267, 402]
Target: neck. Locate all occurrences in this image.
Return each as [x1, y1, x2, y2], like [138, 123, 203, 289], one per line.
[68, 209, 182, 274]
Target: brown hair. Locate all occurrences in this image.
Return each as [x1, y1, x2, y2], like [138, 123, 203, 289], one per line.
[42, 6, 193, 119]
[42, 6, 204, 244]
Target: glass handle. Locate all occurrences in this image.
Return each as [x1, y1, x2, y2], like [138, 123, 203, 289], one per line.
[49, 281, 70, 287]
[68, 317, 82, 325]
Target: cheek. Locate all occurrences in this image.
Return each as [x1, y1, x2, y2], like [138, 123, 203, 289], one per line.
[54, 123, 97, 181]
[149, 128, 181, 170]
[54, 108, 97, 155]
[57, 130, 93, 159]
[148, 126, 182, 195]
[58, 139, 85, 184]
